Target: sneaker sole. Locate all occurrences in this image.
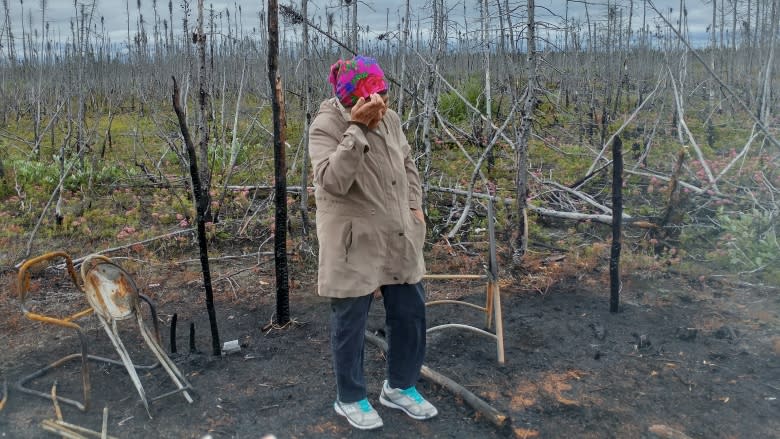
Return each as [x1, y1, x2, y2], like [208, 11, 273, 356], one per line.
[333, 402, 384, 430]
[379, 393, 438, 420]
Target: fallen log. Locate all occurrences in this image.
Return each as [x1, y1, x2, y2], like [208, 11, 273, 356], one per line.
[425, 185, 658, 229]
[226, 185, 312, 193]
[364, 331, 510, 429]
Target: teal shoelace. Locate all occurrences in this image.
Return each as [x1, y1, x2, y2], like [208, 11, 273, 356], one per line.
[400, 387, 424, 404]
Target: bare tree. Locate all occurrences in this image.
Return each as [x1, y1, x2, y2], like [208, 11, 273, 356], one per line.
[172, 76, 221, 356]
[299, 0, 312, 237]
[481, 0, 494, 174]
[2, 0, 17, 64]
[513, 0, 539, 261]
[195, 0, 211, 220]
[396, 0, 410, 116]
[268, 0, 291, 326]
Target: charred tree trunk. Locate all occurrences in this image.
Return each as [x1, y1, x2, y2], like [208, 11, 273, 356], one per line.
[610, 136, 623, 313]
[196, 0, 212, 221]
[268, 0, 291, 326]
[172, 76, 221, 357]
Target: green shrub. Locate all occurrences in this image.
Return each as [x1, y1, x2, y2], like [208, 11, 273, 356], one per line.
[438, 77, 487, 123]
[709, 208, 779, 276]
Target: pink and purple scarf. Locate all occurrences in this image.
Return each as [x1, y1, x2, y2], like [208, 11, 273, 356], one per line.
[328, 56, 388, 107]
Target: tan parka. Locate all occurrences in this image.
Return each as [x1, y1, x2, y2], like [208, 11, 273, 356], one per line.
[308, 98, 426, 298]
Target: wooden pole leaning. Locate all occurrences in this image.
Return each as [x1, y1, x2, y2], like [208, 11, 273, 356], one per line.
[423, 198, 505, 364]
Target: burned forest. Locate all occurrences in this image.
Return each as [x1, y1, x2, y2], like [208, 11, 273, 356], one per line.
[0, 0, 778, 438]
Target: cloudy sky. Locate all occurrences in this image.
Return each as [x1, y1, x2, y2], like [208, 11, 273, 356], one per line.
[4, 0, 713, 50]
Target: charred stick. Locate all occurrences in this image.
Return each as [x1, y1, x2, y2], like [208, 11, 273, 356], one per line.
[170, 313, 178, 354]
[189, 322, 197, 353]
[610, 136, 623, 313]
[50, 380, 63, 421]
[268, 0, 291, 325]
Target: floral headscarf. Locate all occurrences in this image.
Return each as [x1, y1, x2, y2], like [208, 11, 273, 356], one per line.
[328, 56, 388, 107]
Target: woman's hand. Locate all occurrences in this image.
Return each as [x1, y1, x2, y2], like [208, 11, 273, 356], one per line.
[351, 93, 387, 129]
[411, 208, 424, 223]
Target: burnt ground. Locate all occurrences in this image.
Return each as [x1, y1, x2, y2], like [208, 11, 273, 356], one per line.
[0, 257, 778, 439]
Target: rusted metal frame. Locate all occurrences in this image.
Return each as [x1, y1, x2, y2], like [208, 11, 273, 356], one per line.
[63, 308, 95, 322]
[17, 351, 90, 411]
[426, 323, 499, 339]
[135, 309, 195, 404]
[17, 251, 90, 326]
[82, 255, 151, 417]
[425, 299, 486, 311]
[95, 313, 152, 417]
[16, 352, 160, 412]
[420, 198, 505, 364]
[423, 276, 503, 363]
[15, 252, 162, 413]
[17, 252, 193, 416]
[80, 254, 194, 417]
[15, 252, 94, 410]
[138, 294, 161, 343]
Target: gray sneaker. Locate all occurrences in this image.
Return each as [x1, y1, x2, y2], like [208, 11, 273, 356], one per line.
[379, 380, 438, 420]
[334, 398, 384, 430]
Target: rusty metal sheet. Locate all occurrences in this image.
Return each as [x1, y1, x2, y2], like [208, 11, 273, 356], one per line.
[82, 261, 139, 321]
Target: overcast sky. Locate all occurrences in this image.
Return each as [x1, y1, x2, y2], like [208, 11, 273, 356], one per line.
[4, 0, 712, 50]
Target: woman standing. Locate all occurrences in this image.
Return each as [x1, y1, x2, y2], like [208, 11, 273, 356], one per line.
[308, 56, 438, 430]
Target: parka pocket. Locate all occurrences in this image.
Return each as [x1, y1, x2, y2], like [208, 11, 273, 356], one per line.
[408, 209, 427, 250]
[343, 220, 353, 262]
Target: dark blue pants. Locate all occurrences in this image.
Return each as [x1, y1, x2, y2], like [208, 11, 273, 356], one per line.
[330, 282, 427, 403]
